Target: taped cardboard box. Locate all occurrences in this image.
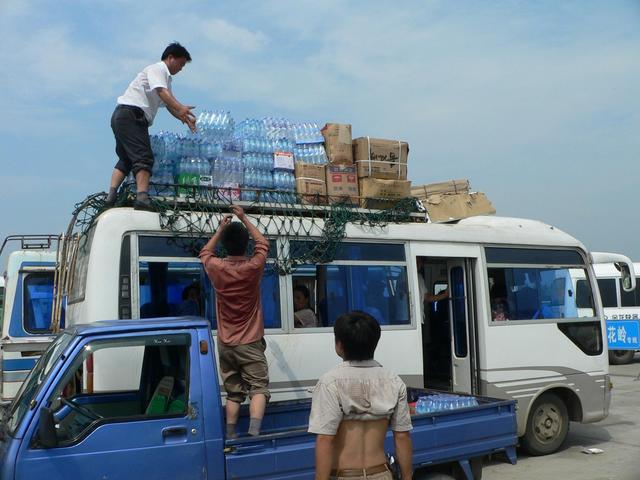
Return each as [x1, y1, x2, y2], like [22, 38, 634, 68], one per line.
[295, 162, 325, 182]
[356, 160, 408, 180]
[359, 178, 411, 209]
[295, 162, 327, 205]
[295, 178, 326, 205]
[322, 123, 353, 165]
[353, 137, 409, 179]
[322, 123, 352, 146]
[326, 164, 359, 205]
[411, 179, 470, 199]
[424, 192, 495, 222]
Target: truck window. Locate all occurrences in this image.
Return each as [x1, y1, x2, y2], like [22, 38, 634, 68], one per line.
[23, 272, 65, 333]
[43, 334, 190, 447]
[620, 277, 640, 307]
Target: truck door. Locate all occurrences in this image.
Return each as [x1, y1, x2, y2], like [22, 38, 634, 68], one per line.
[448, 259, 474, 394]
[15, 329, 206, 479]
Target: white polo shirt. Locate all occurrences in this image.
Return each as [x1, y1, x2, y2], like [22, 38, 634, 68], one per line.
[117, 61, 172, 125]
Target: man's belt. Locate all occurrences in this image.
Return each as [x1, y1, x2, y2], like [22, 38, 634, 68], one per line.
[330, 463, 390, 477]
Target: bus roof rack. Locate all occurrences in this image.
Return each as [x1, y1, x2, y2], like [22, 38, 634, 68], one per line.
[0, 234, 60, 258]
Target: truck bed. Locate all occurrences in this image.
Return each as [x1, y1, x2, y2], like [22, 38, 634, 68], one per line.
[223, 388, 517, 479]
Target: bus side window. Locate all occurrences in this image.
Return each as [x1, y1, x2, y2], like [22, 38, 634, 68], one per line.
[620, 277, 640, 307]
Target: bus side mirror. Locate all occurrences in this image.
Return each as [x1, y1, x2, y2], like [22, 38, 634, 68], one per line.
[37, 407, 58, 449]
[615, 263, 635, 293]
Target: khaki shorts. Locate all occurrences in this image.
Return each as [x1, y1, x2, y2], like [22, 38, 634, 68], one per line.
[217, 338, 270, 403]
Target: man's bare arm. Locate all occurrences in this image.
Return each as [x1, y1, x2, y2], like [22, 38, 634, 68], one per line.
[203, 215, 232, 254]
[156, 87, 196, 132]
[230, 205, 268, 246]
[315, 434, 335, 480]
[393, 430, 413, 479]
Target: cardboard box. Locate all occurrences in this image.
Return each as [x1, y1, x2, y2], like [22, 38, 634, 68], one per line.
[326, 165, 358, 204]
[353, 137, 409, 179]
[356, 160, 408, 180]
[322, 123, 353, 164]
[295, 162, 325, 182]
[412, 179, 470, 199]
[424, 192, 495, 222]
[295, 162, 326, 205]
[325, 143, 353, 165]
[295, 178, 326, 205]
[359, 178, 411, 209]
[322, 123, 352, 146]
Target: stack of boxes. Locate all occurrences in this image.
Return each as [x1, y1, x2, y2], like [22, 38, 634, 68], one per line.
[353, 137, 411, 209]
[322, 124, 359, 205]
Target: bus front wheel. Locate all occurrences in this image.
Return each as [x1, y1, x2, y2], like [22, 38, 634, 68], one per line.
[521, 392, 569, 456]
[609, 350, 635, 365]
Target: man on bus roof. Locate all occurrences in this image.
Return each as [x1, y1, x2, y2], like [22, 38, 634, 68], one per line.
[105, 42, 197, 211]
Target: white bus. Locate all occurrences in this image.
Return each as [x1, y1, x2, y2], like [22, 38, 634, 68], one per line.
[0, 248, 59, 402]
[62, 207, 630, 455]
[575, 261, 640, 365]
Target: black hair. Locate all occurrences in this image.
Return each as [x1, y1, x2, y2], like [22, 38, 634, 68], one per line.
[334, 311, 381, 361]
[161, 42, 192, 62]
[221, 222, 249, 256]
[182, 284, 199, 300]
[293, 284, 310, 299]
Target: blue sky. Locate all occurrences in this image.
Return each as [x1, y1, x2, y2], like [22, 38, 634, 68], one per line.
[1, 0, 639, 260]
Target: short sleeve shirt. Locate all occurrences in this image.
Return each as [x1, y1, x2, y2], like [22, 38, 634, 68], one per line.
[308, 360, 412, 436]
[199, 237, 269, 346]
[117, 62, 172, 125]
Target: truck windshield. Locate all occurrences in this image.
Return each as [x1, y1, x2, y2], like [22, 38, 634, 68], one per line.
[3, 332, 73, 436]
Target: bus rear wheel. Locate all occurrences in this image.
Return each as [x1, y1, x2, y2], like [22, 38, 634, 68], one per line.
[521, 392, 569, 456]
[609, 350, 635, 365]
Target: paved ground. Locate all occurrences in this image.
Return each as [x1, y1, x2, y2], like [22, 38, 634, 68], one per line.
[482, 353, 640, 480]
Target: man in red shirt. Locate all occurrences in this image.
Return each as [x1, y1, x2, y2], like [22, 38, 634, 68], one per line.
[200, 205, 270, 438]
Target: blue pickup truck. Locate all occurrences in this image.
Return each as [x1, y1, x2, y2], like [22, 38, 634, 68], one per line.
[0, 318, 517, 479]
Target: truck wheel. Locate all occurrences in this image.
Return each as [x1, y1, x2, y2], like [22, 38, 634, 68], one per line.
[609, 350, 635, 365]
[521, 392, 569, 456]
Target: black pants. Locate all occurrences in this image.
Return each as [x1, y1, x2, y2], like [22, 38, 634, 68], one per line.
[111, 104, 154, 176]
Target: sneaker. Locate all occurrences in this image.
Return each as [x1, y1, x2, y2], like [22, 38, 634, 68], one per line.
[133, 200, 154, 212]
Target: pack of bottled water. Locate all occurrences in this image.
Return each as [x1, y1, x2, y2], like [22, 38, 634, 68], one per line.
[147, 110, 329, 204]
[196, 110, 234, 142]
[415, 394, 479, 414]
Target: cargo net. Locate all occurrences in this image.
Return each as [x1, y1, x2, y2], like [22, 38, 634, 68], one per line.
[70, 183, 422, 275]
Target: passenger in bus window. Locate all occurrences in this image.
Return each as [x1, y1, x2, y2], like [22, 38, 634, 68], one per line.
[178, 284, 201, 316]
[293, 284, 318, 328]
[491, 302, 509, 321]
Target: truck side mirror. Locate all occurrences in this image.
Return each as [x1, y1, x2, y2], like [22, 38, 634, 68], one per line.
[37, 407, 59, 449]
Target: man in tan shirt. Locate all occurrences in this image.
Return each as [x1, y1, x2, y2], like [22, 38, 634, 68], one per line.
[308, 311, 413, 480]
[200, 205, 269, 438]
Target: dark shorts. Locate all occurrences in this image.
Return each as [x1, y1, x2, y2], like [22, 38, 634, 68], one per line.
[111, 104, 154, 176]
[217, 338, 270, 404]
